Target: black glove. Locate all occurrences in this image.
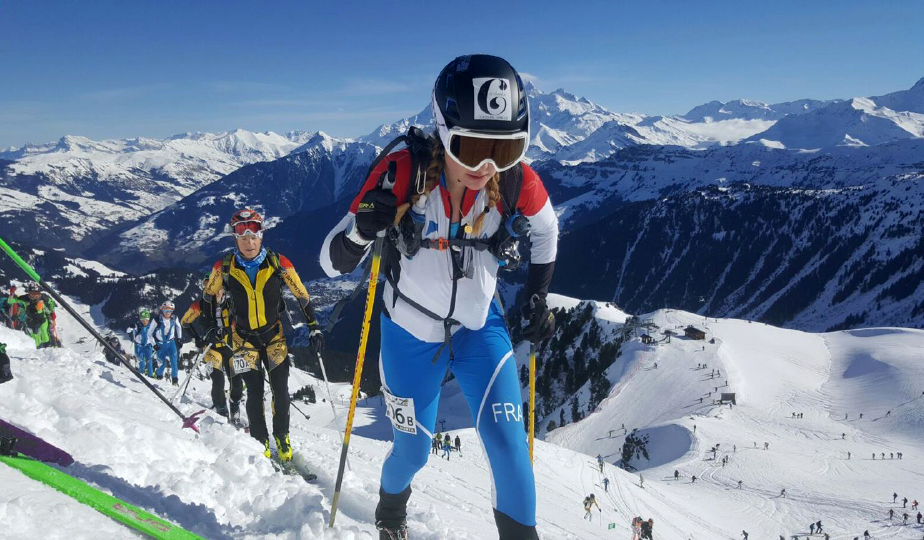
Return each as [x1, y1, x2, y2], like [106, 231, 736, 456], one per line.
[355, 188, 397, 241]
[309, 328, 325, 353]
[205, 326, 225, 346]
[522, 294, 555, 343]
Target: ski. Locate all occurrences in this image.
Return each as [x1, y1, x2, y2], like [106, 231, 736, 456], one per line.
[271, 451, 317, 483]
[0, 418, 74, 466]
[0, 453, 205, 540]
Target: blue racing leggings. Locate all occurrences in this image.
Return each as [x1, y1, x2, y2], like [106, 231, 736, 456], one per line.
[155, 341, 178, 380]
[379, 302, 535, 526]
[135, 344, 153, 376]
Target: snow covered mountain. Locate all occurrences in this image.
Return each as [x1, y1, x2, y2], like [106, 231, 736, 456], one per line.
[745, 77, 924, 149]
[682, 97, 839, 122]
[361, 81, 780, 163]
[85, 133, 378, 273]
[542, 140, 924, 330]
[3, 292, 923, 539]
[0, 130, 314, 252]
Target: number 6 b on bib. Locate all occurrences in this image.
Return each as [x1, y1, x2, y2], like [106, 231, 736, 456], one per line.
[383, 388, 417, 435]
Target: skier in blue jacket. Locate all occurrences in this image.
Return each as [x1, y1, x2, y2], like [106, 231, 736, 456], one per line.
[128, 309, 155, 376]
[147, 301, 182, 385]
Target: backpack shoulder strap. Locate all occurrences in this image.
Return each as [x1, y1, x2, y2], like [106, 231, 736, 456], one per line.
[265, 249, 281, 274]
[498, 163, 524, 218]
[221, 252, 235, 291]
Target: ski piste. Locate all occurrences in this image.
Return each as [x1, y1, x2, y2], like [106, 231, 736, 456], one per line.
[0, 418, 74, 466]
[0, 454, 205, 540]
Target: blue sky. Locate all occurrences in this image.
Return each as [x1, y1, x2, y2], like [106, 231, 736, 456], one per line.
[1, 1, 922, 148]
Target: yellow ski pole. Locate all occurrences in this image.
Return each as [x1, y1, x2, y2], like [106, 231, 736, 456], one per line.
[329, 167, 395, 528]
[529, 341, 536, 464]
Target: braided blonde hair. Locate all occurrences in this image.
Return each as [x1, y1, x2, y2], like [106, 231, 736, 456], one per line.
[412, 135, 500, 236]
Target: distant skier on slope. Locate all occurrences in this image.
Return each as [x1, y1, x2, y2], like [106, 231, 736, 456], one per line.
[0, 342, 12, 384]
[630, 517, 642, 540]
[127, 309, 154, 377]
[148, 301, 182, 385]
[603, 477, 609, 492]
[19, 283, 58, 349]
[102, 332, 127, 365]
[583, 494, 600, 520]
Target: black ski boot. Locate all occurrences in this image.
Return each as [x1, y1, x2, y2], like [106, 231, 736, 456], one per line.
[494, 509, 539, 540]
[172, 377, 179, 387]
[229, 400, 242, 425]
[375, 486, 411, 540]
[0, 344, 12, 384]
[215, 405, 229, 418]
[377, 526, 408, 540]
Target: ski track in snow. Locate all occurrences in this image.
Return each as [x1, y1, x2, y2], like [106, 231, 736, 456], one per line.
[2, 294, 924, 539]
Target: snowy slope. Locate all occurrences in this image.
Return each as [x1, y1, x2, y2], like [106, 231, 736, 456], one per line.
[0, 297, 717, 540]
[543, 303, 924, 539]
[3, 289, 924, 539]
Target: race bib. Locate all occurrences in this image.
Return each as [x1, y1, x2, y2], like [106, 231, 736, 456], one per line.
[231, 353, 253, 375]
[383, 388, 417, 435]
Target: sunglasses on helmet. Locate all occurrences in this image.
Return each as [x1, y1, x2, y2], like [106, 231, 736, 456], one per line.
[231, 220, 263, 238]
[443, 129, 528, 173]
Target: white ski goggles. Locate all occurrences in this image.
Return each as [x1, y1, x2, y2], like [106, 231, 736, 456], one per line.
[441, 128, 528, 173]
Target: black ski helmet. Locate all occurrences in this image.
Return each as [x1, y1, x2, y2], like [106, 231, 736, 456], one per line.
[432, 54, 529, 138]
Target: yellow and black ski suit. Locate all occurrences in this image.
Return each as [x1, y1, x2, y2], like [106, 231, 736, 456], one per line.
[202, 248, 317, 443]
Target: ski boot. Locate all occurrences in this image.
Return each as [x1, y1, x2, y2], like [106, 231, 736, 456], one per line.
[229, 400, 242, 425]
[171, 378, 179, 387]
[214, 405, 229, 418]
[274, 434, 292, 462]
[376, 525, 408, 540]
[261, 438, 271, 459]
[375, 487, 411, 540]
[494, 509, 540, 540]
[0, 364, 12, 385]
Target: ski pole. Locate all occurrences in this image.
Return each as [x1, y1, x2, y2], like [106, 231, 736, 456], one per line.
[171, 345, 209, 403]
[329, 166, 395, 528]
[0, 236, 204, 432]
[529, 341, 536, 465]
[318, 351, 350, 470]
